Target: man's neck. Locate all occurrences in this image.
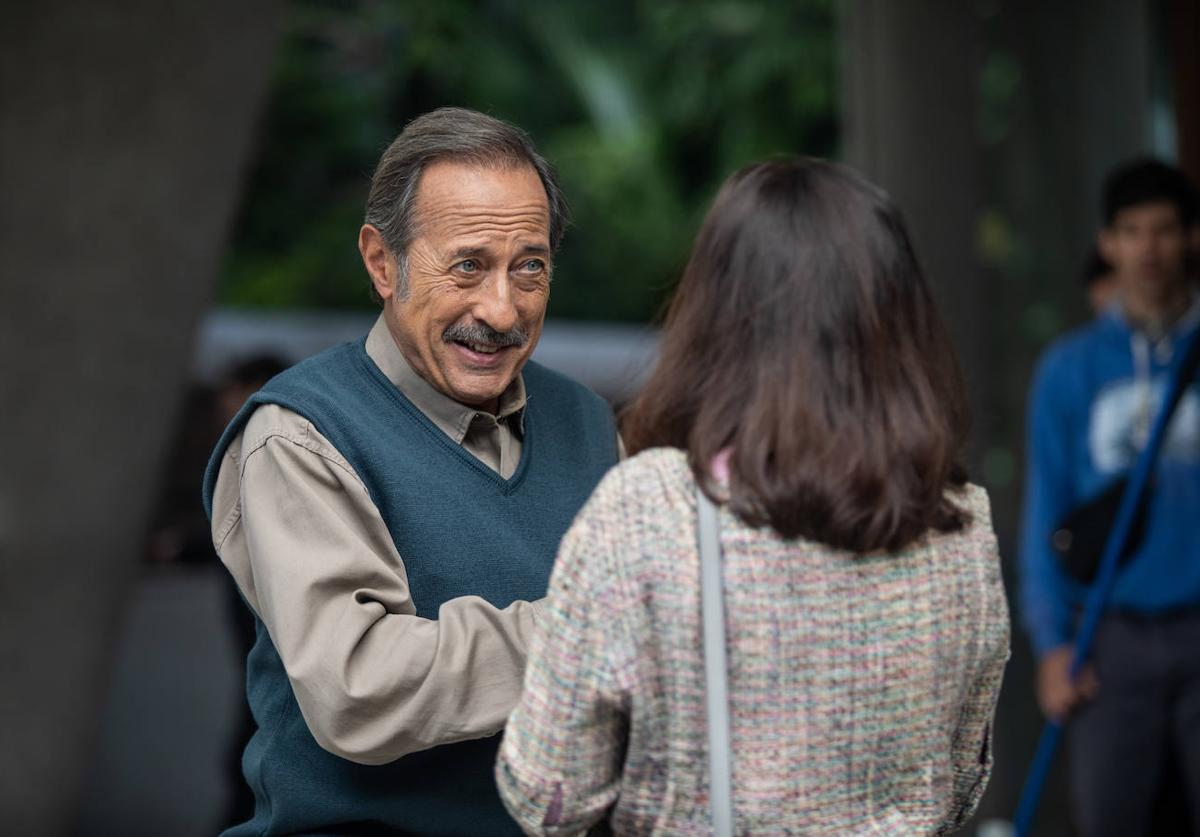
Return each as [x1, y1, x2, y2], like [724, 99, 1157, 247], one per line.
[1120, 281, 1192, 338]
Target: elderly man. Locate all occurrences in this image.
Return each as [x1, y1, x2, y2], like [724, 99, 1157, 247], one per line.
[203, 108, 621, 836]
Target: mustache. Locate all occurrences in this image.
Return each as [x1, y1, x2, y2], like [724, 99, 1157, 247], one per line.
[442, 321, 529, 348]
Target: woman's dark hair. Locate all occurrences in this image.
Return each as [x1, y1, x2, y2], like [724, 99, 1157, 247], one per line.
[621, 158, 970, 553]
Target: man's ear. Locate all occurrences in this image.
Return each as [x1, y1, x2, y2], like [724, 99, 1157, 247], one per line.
[1097, 226, 1117, 266]
[359, 225, 395, 301]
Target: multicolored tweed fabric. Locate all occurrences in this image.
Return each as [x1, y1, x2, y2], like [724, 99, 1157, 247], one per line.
[497, 447, 1010, 836]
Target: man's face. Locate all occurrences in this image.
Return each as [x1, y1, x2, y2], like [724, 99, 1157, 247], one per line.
[1100, 201, 1188, 300]
[372, 161, 552, 412]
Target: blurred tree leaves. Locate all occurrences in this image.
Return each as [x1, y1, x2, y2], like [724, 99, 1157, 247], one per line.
[220, 0, 837, 320]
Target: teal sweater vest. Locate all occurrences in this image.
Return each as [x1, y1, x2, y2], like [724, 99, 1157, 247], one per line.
[202, 341, 618, 836]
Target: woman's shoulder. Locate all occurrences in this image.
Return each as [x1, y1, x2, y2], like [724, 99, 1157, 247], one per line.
[953, 481, 993, 524]
[577, 448, 697, 552]
[934, 481, 1002, 572]
[599, 446, 695, 500]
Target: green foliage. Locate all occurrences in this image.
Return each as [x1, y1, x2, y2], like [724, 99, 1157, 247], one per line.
[220, 0, 838, 320]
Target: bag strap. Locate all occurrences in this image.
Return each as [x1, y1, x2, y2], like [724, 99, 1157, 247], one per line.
[697, 485, 734, 837]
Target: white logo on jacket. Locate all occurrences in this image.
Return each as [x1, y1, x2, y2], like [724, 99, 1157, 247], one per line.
[1089, 380, 1200, 473]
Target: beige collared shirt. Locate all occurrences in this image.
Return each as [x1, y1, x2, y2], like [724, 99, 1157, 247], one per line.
[210, 315, 582, 765]
[363, 316, 528, 477]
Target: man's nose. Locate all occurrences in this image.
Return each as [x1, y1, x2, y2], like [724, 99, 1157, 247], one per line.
[472, 271, 519, 333]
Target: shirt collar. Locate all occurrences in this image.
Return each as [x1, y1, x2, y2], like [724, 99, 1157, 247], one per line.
[1110, 288, 1200, 340]
[364, 314, 526, 443]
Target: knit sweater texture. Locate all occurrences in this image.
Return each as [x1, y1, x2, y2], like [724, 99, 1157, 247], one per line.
[498, 448, 1010, 836]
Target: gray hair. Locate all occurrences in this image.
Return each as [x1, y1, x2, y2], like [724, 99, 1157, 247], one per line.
[364, 107, 569, 301]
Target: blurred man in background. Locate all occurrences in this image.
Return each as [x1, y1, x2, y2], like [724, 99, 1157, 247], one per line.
[202, 108, 620, 836]
[1019, 158, 1200, 836]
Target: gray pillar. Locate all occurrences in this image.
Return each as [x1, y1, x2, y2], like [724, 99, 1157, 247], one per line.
[841, 1, 1156, 834]
[975, 5, 1154, 830]
[988, 0, 1154, 329]
[0, 4, 281, 832]
[841, 0, 989, 456]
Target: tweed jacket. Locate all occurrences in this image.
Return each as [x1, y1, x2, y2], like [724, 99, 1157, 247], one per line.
[497, 447, 1009, 836]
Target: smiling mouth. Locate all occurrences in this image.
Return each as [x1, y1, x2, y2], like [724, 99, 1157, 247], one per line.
[450, 339, 515, 364]
[443, 322, 528, 359]
[456, 340, 502, 355]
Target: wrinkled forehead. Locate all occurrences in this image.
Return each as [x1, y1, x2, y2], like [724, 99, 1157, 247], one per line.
[412, 160, 550, 245]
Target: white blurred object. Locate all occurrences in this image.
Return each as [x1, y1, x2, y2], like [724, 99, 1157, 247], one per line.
[976, 819, 1015, 837]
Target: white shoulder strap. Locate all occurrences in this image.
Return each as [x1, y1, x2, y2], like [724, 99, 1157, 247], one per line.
[697, 485, 734, 837]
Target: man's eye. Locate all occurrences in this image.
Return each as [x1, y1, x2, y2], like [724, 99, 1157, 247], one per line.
[519, 259, 545, 272]
[456, 259, 479, 273]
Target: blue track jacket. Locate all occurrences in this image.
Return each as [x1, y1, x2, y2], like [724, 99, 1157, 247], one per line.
[1019, 301, 1200, 657]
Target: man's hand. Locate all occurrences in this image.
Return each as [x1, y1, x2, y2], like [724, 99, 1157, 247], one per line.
[1036, 644, 1099, 721]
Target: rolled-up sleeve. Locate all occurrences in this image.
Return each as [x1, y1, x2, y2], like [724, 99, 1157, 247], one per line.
[211, 404, 543, 765]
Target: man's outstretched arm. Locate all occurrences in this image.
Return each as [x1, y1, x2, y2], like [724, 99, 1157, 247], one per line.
[211, 404, 544, 765]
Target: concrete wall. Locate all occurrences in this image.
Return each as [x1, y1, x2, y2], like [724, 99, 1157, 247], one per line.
[0, 3, 281, 831]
